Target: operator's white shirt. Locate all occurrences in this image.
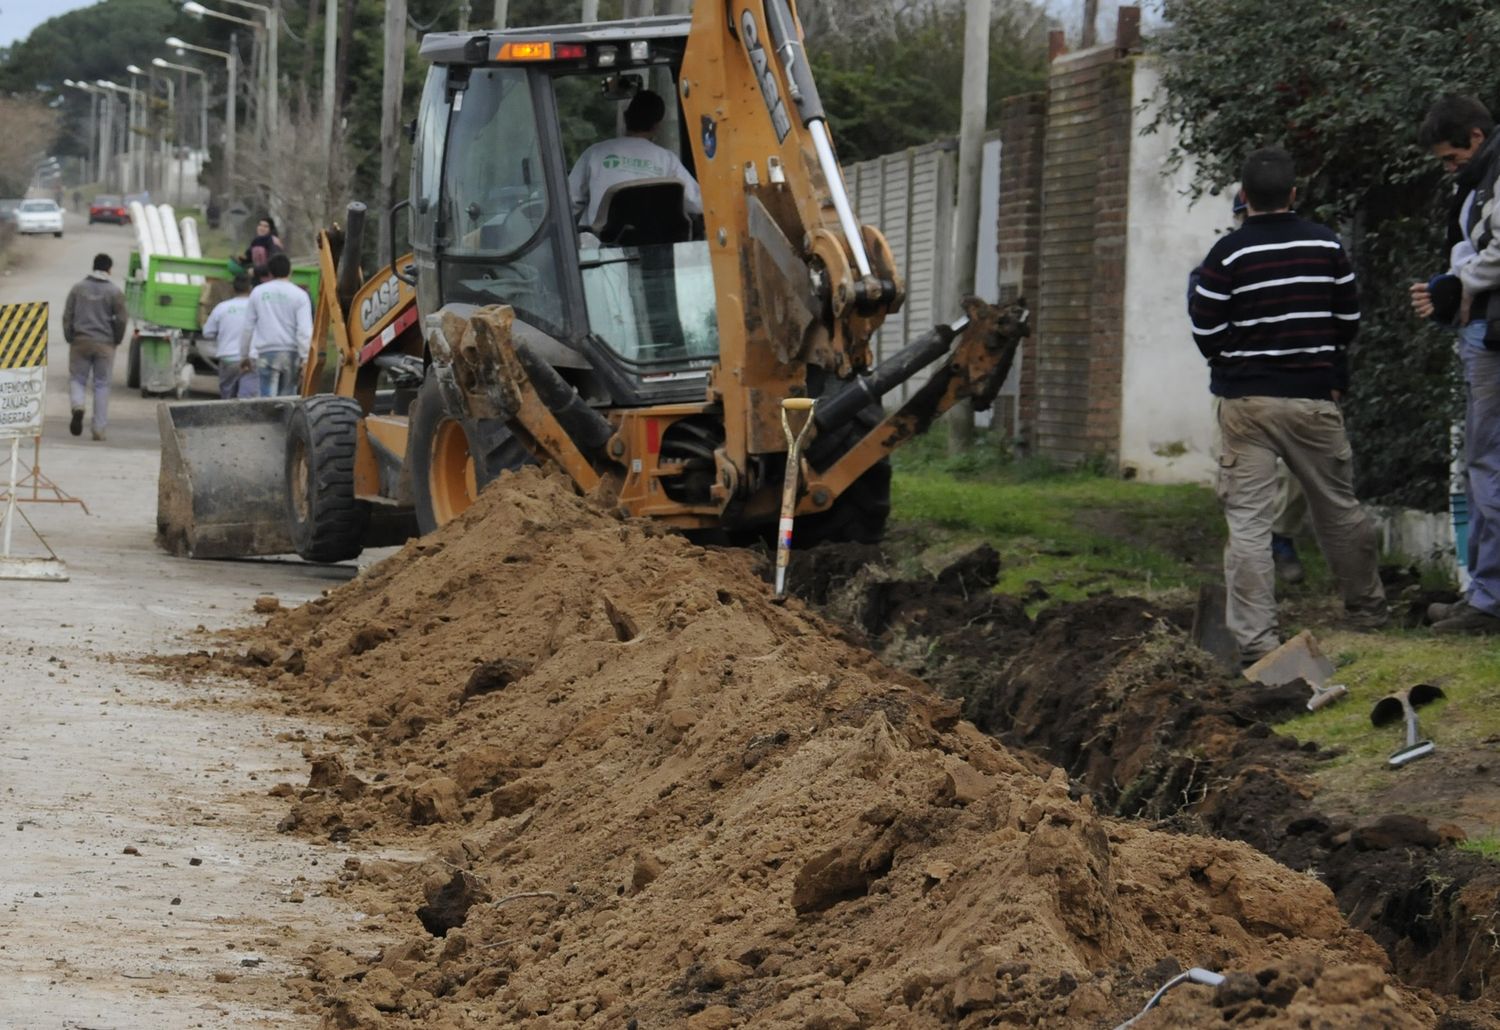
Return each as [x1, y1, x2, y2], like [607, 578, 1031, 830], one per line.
[568, 135, 703, 227]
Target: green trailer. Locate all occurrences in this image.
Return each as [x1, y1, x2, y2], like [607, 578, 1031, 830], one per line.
[124, 253, 321, 397]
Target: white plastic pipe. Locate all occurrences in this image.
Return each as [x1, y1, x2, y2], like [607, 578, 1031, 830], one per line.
[129, 200, 153, 276]
[159, 204, 186, 257]
[180, 216, 201, 259]
[143, 205, 183, 284]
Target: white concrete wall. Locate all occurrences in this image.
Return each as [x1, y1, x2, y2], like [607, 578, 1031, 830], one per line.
[1118, 59, 1227, 485]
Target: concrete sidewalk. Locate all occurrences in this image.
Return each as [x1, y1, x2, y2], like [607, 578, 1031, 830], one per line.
[0, 216, 391, 1027]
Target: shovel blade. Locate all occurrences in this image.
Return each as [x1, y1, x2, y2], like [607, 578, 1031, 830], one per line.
[1190, 584, 1241, 673]
[1243, 629, 1336, 687]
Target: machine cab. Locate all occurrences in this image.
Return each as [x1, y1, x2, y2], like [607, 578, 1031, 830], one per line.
[411, 17, 714, 407]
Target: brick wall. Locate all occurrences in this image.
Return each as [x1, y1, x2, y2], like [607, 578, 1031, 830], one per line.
[997, 92, 1046, 439]
[1019, 46, 1136, 464]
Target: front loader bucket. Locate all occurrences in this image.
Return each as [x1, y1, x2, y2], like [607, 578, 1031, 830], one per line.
[156, 398, 301, 558]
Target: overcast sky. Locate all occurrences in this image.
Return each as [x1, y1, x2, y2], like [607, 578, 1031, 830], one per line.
[1, 0, 98, 49]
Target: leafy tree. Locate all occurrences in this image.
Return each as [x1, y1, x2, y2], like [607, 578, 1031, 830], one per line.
[1151, 0, 1500, 509]
[0, 0, 187, 167]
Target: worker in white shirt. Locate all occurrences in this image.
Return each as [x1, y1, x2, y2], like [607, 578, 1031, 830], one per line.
[202, 274, 256, 398]
[238, 253, 313, 397]
[568, 89, 702, 227]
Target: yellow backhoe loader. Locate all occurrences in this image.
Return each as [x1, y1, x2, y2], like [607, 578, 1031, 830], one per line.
[156, 3, 1028, 562]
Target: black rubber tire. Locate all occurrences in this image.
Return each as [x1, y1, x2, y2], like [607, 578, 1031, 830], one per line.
[797, 401, 892, 546]
[125, 336, 141, 390]
[408, 373, 533, 535]
[284, 396, 369, 563]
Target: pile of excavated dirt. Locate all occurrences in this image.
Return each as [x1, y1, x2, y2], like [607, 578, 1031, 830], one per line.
[161, 469, 1448, 1029]
[788, 544, 1500, 1023]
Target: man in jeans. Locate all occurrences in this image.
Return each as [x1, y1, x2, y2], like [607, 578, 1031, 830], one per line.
[1411, 96, 1500, 635]
[62, 252, 128, 441]
[1189, 147, 1386, 663]
[202, 274, 256, 398]
[239, 253, 312, 396]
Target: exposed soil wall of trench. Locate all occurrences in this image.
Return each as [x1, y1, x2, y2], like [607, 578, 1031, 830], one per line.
[153, 470, 1482, 1028]
[786, 542, 1500, 1025]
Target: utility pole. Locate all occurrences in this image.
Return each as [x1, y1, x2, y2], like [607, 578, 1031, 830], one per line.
[100, 94, 114, 190]
[947, 0, 991, 454]
[581, 0, 598, 21]
[227, 31, 239, 198]
[1081, 0, 1099, 47]
[458, 0, 470, 31]
[88, 91, 100, 184]
[321, 0, 338, 163]
[378, 0, 407, 266]
[492, 0, 508, 30]
[250, 29, 264, 146]
[335, 0, 355, 125]
[178, 70, 188, 206]
[268, 0, 280, 141]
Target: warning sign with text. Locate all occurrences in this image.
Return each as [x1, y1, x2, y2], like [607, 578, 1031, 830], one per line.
[0, 302, 48, 437]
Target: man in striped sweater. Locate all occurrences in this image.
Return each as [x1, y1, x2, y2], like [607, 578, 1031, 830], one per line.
[1190, 147, 1386, 664]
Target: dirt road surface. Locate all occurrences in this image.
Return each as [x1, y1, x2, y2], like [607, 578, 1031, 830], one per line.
[0, 217, 390, 1027]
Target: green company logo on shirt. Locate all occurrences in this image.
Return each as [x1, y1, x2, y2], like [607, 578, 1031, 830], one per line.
[601, 153, 661, 173]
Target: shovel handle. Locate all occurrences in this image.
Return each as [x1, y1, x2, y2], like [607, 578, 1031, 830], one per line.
[773, 399, 817, 600]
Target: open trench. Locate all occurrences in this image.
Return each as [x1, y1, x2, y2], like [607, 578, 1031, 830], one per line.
[785, 542, 1500, 1024]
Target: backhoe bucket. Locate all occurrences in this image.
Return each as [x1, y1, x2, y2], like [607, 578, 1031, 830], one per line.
[156, 398, 300, 558]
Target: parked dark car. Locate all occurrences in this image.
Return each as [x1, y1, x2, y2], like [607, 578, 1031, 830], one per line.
[89, 195, 130, 224]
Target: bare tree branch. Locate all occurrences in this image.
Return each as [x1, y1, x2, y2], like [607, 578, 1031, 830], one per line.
[0, 96, 60, 197]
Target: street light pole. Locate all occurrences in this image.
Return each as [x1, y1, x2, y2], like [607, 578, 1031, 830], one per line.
[64, 80, 104, 185]
[127, 65, 149, 194]
[98, 80, 147, 195]
[89, 91, 100, 183]
[167, 35, 236, 197]
[184, 0, 276, 147]
[321, 0, 336, 163]
[153, 57, 211, 203]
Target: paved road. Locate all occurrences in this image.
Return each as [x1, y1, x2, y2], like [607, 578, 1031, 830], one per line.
[0, 215, 389, 1027]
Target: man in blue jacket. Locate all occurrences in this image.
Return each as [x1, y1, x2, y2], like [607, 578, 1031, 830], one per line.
[1190, 147, 1386, 663]
[1410, 95, 1500, 635]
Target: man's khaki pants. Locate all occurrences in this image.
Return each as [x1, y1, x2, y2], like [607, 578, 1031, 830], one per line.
[1215, 396, 1385, 659]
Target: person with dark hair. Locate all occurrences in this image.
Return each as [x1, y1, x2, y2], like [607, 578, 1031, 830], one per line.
[567, 89, 702, 226]
[240, 216, 284, 284]
[1411, 95, 1500, 634]
[202, 273, 257, 399]
[238, 252, 312, 397]
[61, 252, 128, 442]
[1189, 147, 1386, 663]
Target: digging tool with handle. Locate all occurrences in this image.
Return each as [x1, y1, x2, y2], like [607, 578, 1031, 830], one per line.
[773, 398, 816, 602]
[1241, 630, 1349, 711]
[1370, 683, 1445, 767]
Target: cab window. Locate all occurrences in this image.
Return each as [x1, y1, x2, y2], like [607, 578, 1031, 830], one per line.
[440, 67, 564, 332]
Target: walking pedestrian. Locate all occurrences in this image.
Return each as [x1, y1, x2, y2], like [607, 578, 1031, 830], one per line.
[1410, 95, 1500, 635]
[1189, 147, 1386, 663]
[61, 253, 128, 442]
[239, 253, 312, 398]
[202, 274, 257, 399]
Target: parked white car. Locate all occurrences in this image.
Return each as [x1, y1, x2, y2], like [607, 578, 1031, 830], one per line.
[16, 199, 63, 237]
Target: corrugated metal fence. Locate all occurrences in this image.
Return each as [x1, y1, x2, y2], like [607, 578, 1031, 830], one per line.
[845, 136, 1017, 432]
